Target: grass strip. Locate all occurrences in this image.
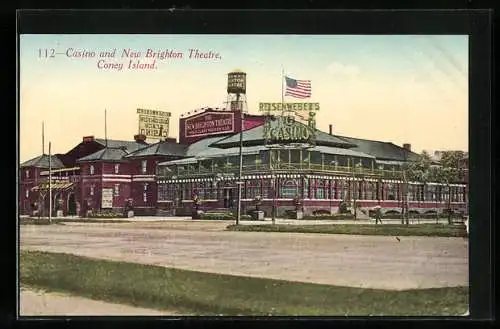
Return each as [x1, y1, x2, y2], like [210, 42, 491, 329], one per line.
[226, 223, 467, 237]
[20, 250, 468, 316]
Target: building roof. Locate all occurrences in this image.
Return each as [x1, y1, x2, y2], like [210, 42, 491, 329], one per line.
[185, 136, 229, 157]
[313, 145, 375, 158]
[335, 136, 419, 162]
[158, 144, 375, 167]
[76, 147, 129, 163]
[210, 118, 357, 149]
[20, 154, 65, 169]
[94, 138, 148, 153]
[124, 141, 188, 158]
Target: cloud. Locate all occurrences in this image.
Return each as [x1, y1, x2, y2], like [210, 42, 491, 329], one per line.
[326, 62, 361, 76]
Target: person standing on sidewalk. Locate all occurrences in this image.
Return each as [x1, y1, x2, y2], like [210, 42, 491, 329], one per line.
[374, 205, 383, 224]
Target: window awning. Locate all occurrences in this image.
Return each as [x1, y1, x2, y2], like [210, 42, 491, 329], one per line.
[31, 182, 74, 191]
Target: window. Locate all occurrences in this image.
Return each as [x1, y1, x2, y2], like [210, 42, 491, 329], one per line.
[316, 181, 325, 199]
[247, 180, 261, 199]
[366, 182, 376, 200]
[25, 189, 29, 198]
[90, 185, 94, 196]
[89, 165, 95, 175]
[141, 160, 147, 173]
[114, 184, 120, 196]
[387, 183, 396, 200]
[144, 183, 148, 191]
[114, 164, 120, 174]
[281, 179, 298, 198]
[143, 192, 147, 202]
[25, 170, 29, 179]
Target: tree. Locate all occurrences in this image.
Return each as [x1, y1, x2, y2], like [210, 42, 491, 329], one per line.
[439, 151, 466, 183]
[403, 150, 466, 225]
[401, 150, 433, 225]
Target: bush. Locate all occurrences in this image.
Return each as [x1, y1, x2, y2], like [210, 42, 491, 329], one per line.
[302, 214, 355, 220]
[200, 213, 235, 220]
[88, 211, 123, 218]
[312, 209, 330, 216]
[338, 202, 350, 214]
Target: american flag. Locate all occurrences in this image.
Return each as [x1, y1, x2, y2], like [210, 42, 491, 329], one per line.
[285, 76, 311, 99]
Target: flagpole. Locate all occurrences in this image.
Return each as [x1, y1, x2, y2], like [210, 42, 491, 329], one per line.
[281, 68, 285, 104]
[49, 142, 52, 224]
[281, 68, 285, 116]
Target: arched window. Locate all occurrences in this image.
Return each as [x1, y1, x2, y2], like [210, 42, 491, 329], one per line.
[89, 165, 94, 175]
[281, 179, 298, 198]
[316, 181, 325, 199]
[367, 182, 376, 200]
[247, 180, 261, 199]
[387, 183, 395, 200]
[303, 179, 309, 199]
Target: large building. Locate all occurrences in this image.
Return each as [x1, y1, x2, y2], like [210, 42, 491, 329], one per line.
[19, 70, 468, 218]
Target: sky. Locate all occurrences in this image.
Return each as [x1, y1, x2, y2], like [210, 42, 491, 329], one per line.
[19, 34, 468, 163]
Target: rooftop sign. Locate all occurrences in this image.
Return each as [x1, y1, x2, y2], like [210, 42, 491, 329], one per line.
[137, 109, 171, 140]
[184, 112, 235, 138]
[259, 102, 320, 112]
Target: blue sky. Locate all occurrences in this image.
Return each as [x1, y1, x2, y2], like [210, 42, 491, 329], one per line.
[20, 34, 468, 162]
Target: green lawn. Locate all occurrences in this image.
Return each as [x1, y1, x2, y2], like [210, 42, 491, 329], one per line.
[226, 223, 467, 237]
[20, 250, 468, 316]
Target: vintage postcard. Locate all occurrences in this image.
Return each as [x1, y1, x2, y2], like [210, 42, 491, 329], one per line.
[19, 32, 469, 317]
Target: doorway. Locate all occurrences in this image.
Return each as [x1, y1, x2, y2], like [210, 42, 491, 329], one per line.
[223, 188, 234, 209]
[67, 193, 77, 215]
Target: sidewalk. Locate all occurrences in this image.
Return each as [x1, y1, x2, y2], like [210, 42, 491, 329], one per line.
[20, 287, 176, 316]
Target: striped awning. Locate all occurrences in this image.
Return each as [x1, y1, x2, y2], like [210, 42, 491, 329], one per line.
[381, 179, 403, 183]
[158, 174, 383, 184]
[31, 181, 74, 191]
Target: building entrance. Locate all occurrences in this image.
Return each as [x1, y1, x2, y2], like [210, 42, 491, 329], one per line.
[67, 193, 77, 215]
[223, 188, 234, 209]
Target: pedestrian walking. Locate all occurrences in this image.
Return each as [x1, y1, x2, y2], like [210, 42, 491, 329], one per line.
[374, 205, 383, 224]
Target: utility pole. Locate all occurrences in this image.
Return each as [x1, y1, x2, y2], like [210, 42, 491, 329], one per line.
[48, 142, 52, 224]
[236, 93, 243, 226]
[352, 160, 357, 220]
[42, 122, 45, 155]
[105, 109, 108, 147]
[271, 149, 276, 225]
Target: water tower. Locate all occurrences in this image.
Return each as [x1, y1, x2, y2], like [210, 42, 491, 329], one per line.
[226, 69, 248, 112]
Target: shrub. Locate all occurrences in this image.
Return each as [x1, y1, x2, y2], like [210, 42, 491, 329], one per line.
[302, 214, 355, 220]
[200, 213, 235, 220]
[88, 211, 123, 218]
[312, 209, 330, 216]
[338, 202, 350, 214]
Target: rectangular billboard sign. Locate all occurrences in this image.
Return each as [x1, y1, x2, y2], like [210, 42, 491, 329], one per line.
[101, 188, 113, 209]
[137, 109, 171, 139]
[137, 108, 171, 117]
[184, 112, 234, 138]
[258, 102, 320, 112]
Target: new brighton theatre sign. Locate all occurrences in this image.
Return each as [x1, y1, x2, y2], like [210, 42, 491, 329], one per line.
[259, 102, 319, 143]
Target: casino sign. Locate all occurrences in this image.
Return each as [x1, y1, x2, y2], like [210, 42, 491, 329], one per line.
[264, 115, 314, 142]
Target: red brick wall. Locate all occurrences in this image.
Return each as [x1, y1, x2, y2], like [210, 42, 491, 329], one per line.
[102, 181, 131, 209]
[101, 162, 130, 175]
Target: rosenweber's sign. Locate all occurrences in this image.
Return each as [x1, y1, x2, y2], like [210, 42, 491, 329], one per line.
[184, 112, 235, 138]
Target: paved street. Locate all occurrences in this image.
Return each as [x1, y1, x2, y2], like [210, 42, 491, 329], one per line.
[20, 221, 468, 291]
